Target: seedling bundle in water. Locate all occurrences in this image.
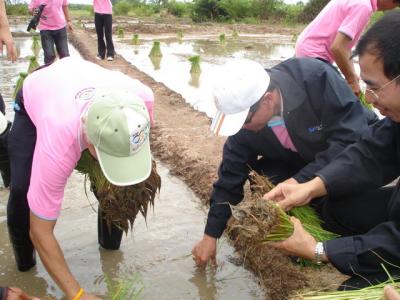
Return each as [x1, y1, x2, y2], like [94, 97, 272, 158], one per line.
[232, 29, 239, 38]
[219, 33, 226, 43]
[131, 34, 140, 45]
[75, 150, 161, 233]
[177, 29, 183, 40]
[27, 56, 39, 74]
[105, 273, 144, 300]
[117, 27, 124, 38]
[149, 41, 162, 57]
[188, 55, 201, 74]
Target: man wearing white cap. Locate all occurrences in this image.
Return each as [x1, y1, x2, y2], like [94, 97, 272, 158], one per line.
[192, 57, 377, 269]
[7, 56, 154, 299]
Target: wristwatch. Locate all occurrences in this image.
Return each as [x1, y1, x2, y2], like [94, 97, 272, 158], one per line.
[314, 241, 325, 265]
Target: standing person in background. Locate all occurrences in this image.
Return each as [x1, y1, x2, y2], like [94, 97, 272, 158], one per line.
[28, 0, 73, 64]
[295, 0, 399, 96]
[93, 0, 114, 61]
[0, 0, 17, 62]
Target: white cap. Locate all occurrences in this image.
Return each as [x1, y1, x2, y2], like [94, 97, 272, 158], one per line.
[210, 59, 270, 136]
[0, 112, 7, 135]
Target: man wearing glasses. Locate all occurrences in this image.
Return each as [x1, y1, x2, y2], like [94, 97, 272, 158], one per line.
[192, 57, 377, 270]
[264, 11, 400, 286]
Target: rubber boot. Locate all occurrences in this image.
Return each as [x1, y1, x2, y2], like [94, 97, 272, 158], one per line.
[8, 226, 36, 272]
[97, 211, 123, 250]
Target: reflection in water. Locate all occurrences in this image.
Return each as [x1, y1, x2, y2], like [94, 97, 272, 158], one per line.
[189, 72, 201, 88]
[190, 268, 218, 300]
[149, 55, 162, 70]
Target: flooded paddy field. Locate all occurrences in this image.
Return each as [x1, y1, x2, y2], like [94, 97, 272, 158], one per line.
[0, 19, 345, 299]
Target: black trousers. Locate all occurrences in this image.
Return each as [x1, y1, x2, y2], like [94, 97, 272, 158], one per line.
[248, 132, 395, 288]
[0, 93, 10, 187]
[94, 13, 115, 59]
[7, 95, 123, 271]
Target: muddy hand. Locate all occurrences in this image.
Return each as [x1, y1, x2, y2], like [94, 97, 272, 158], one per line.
[271, 217, 317, 261]
[192, 234, 217, 268]
[384, 285, 400, 300]
[6, 287, 39, 300]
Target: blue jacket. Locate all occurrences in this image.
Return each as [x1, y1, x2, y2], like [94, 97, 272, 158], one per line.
[317, 118, 400, 275]
[205, 58, 377, 238]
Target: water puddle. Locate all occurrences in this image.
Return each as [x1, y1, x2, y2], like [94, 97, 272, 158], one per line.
[0, 163, 263, 299]
[0, 32, 264, 299]
[114, 35, 295, 118]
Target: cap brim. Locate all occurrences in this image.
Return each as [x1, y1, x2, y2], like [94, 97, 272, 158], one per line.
[0, 112, 7, 135]
[95, 138, 152, 186]
[210, 108, 249, 136]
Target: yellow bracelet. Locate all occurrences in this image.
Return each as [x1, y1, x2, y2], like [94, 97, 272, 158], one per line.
[72, 288, 84, 300]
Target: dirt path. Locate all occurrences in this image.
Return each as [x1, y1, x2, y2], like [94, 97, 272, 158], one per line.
[69, 27, 345, 300]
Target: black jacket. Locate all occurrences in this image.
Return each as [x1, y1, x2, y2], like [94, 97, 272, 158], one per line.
[205, 58, 377, 238]
[317, 118, 400, 275]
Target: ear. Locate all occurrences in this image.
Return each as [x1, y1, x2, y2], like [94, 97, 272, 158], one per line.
[260, 91, 275, 109]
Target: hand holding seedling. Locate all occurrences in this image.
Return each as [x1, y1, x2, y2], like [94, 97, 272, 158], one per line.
[192, 234, 217, 268]
[272, 217, 327, 262]
[264, 177, 327, 211]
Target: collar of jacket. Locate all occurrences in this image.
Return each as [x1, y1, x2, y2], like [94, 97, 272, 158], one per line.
[268, 60, 309, 117]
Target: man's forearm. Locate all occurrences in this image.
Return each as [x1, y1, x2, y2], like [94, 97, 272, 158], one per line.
[332, 47, 358, 85]
[306, 176, 328, 199]
[62, 5, 71, 22]
[0, 0, 9, 28]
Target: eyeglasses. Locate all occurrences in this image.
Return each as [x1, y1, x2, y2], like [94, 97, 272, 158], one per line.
[363, 74, 400, 101]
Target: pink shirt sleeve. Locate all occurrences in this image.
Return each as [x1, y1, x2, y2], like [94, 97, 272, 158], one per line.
[338, 4, 371, 40]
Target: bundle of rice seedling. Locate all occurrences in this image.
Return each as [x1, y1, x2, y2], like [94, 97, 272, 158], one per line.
[31, 35, 41, 50]
[249, 171, 338, 235]
[12, 72, 28, 99]
[188, 55, 201, 74]
[117, 27, 124, 38]
[359, 91, 374, 110]
[232, 29, 239, 38]
[189, 72, 201, 88]
[148, 41, 162, 57]
[219, 33, 226, 43]
[131, 34, 140, 45]
[75, 150, 161, 233]
[27, 56, 40, 74]
[105, 273, 144, 300]
[291, 280, 400, 299]
[149, 55, 161, 70]
[177, 29, 184, 40]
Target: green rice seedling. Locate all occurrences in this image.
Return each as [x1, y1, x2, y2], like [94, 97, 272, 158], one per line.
[232, 29, 239, 38]
[105, 273, 144, 300]
[117, 27, 124, 39]
[291, 33, 298, 43]
[31, 35, 41, 55]
[131, 34, 140, 45]
[219, 33, 226, 43]
[177, 29, 183, 40]
[359, 90, 374, 110]
[291, 279, 399, 299]
[148, 41, 162, 57]
[188, 55, 201, 74]
[13, 72, 28, 99]
[27, 56, 40, 74]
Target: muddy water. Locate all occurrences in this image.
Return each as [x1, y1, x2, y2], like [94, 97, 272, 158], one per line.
[0, 164, 263, 299]
[114, 35, 295, 118]
[1, 35, 264, 298]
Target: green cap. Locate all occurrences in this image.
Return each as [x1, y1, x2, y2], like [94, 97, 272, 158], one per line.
[86, 90, 151, 186]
